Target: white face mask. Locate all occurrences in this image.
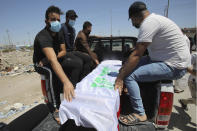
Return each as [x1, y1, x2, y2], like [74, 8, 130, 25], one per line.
[68, 20, 75, 27]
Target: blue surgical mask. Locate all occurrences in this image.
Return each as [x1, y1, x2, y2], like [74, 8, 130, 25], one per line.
[68, 20, 75, 27]
[50, 21, 61, 32]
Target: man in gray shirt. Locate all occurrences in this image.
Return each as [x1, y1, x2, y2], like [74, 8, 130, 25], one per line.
[115, 1, 190, 125]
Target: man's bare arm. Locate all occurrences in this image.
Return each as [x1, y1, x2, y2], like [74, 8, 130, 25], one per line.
[115, 42, 150, 94]
[57, 44, 66, 59]
[187, 67, 196, 76]
[42, 47, 75, 101]
[117, 43, 149, 79]
[79, 32, 99, 64]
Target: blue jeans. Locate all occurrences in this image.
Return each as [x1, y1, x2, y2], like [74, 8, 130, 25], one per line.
[124, 56, 186, 115]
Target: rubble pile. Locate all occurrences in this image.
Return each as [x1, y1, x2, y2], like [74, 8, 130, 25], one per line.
[0, 101, 41, 119]
[0, 50, 35, 76]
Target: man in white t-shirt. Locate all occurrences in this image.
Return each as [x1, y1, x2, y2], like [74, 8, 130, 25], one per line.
[115, 1, 191, 125]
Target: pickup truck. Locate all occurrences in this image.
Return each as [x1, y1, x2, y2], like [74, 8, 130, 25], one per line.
[0, 36, 173, 131]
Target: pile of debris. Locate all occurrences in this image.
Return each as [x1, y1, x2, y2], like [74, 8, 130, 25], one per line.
[0, 101, 41, 119]
[0, 102, 30, 119]
[0, 50, 35, 77]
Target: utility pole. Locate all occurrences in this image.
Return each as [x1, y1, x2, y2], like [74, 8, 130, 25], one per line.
[166, 0, 170, 17]
[3, 36, 6, 45]
[6, 29, 12, 45]
[164, 7, 167, 16]
[110, 9, 112, 37]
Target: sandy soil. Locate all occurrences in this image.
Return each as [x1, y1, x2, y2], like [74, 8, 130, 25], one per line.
[0, 72, 43, 124]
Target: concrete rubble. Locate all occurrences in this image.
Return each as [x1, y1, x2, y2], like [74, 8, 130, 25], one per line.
[0, 103, 30, 119]
[0, 101, 41, 119]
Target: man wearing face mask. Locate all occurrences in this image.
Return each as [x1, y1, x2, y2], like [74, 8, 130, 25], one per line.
[61, 10, 77, 51]
[33, 6, 80, 110]
[74, 21, 99, 77]
[61, 10, 96, 79]
[115, 1, 191, 125]
[60, 10, 85, 81]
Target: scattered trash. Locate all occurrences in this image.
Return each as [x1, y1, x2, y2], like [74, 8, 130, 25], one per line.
[0, 112, 5, 119]
[0, 101, 7, 106]
[4, 67, 13, 72]
[0, 50, 34, 77]
[10, 72, 23, 77]
[4, 109, 17, 118]
[0, 100, 42, 119]
[14, 66, 19, 71]
[0, 103, 31, 119]
[12, 103, 24, 110]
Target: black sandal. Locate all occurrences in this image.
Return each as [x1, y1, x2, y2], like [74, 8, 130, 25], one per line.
[119, 114, 146, 126]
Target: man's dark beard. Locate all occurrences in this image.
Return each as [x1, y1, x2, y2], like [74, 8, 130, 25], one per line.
[133, 24, 140, 29]
[85, 32, 90, 37]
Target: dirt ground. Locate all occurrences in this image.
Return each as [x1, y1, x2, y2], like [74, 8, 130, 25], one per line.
[0, 72, 43, 124]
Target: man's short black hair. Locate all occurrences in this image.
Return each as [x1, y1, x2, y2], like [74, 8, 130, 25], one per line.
[83, 21, 92, 30]
[129, 1, 147, 18]
[45, 5, 62, 19]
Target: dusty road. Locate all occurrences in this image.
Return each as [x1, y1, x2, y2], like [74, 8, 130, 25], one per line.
[169, 83, 196, 131]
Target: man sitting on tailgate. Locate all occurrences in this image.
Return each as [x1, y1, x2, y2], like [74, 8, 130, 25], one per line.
[33, 6, 77, 110]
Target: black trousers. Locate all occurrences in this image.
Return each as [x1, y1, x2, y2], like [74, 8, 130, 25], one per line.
[59, 52, 83, 86]
[35, 52, 83, 109]
[35, 51, 96, 109]
[72, 51, 95, 79]
[54, 52, 83, 108]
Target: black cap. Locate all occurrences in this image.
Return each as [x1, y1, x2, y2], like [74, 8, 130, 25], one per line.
[129, 1, 147, 18]
[66, 10, 78, 18]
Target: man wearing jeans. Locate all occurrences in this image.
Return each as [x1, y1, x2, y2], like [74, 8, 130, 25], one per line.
[115, 1, 191, 125]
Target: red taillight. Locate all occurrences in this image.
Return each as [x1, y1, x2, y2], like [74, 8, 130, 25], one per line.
[158, 92, 173, 115]
[41, 79, 49, 103]
[156, 92, 173, 128]
[117, 105, 121, 131]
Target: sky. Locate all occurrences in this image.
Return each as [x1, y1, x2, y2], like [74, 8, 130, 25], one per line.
[0, 0, 196, 46]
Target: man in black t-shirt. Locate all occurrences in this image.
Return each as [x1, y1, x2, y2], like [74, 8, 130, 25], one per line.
[33, 6, 82, 108]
